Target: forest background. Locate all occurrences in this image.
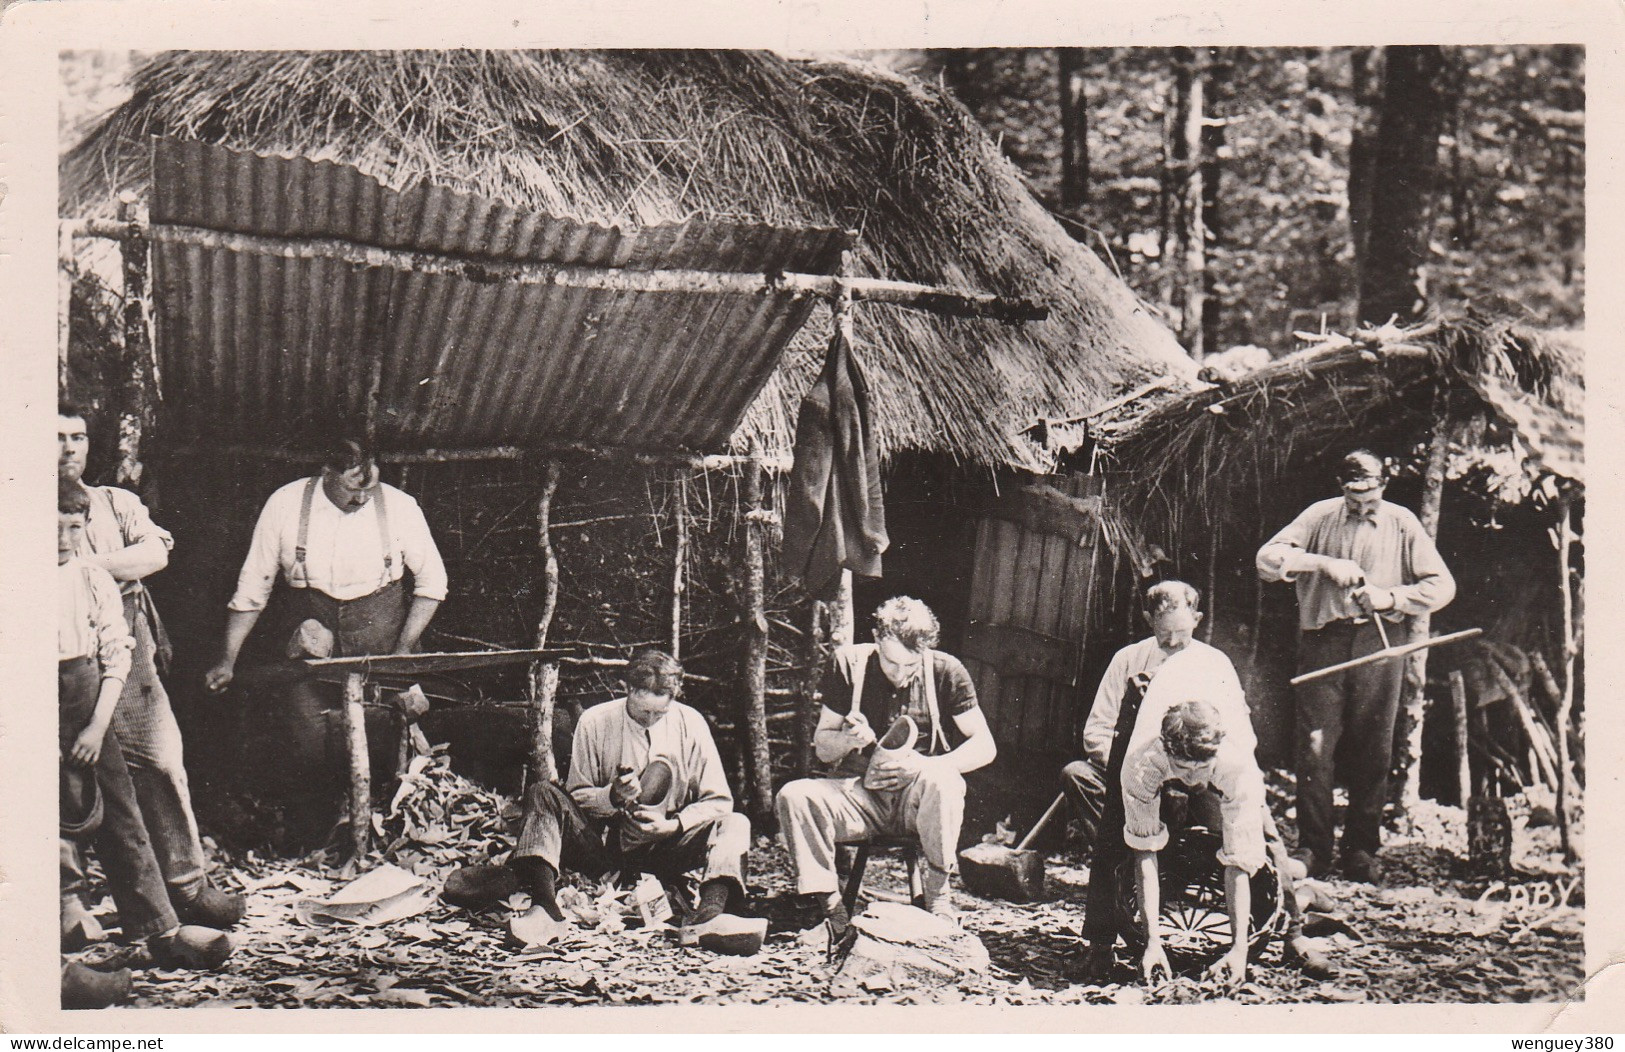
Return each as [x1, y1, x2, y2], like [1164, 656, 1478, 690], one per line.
[881, 46, 1583, 357]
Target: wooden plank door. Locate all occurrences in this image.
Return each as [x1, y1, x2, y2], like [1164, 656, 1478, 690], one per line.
[961, 474, 1103, 754]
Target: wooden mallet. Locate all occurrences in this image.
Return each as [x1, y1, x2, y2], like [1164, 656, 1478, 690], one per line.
[958, 792, 1068, 902]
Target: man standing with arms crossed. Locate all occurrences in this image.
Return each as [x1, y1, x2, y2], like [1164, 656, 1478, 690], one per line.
[58, 403, 243, 932]
[1257, 449, 1455, 884]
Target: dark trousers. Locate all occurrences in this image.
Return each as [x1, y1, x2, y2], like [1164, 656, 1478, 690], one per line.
[60, 658, 178, 940]
[1062, 759, 1108, 855]
[262, 581, 406, 842]
[512, 783, 749, 911]
[1294, 621, 1408, 861]
[1082, 677, 1147, 945]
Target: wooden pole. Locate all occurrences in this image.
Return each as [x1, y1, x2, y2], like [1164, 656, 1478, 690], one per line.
[115, 195, 154, 488]
[740, 447, 774, 822]
[671, 469, 688, 661]
[528, 460, 563, 786]
[795, 597, 829, 777]
[77, 218, 1049, 324]
[343, 673, 372, 859]
[1556, 492, 1578, 862]
[1451, 670, 1471, 808]
[833, 570, 855, 647]
[59, 223, 74, 396]
[1396, 407, 1451, 817]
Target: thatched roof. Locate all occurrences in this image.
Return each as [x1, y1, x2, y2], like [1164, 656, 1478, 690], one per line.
[61, 49, 1194, 469]
[1099, 319, 1584, 541]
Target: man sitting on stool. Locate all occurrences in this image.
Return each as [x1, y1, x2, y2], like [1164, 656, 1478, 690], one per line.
[775, 597, 996, 935]
[443, 650, 751, 947]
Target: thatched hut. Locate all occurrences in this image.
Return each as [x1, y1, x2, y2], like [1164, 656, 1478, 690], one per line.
[1090, 319, 1583, 813]
[59, 49, 1195, 847]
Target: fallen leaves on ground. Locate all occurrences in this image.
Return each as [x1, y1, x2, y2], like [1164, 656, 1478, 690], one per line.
[66, 760, 1582, 1008]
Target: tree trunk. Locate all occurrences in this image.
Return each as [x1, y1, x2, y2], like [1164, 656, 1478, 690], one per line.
[528, 460, 563, 787]
[1347, 47, 1383, 292]
[740, 450, 774, 823]
[59, 224, 74, 397]
[1199, 51, 1227, 355]
[1394, 410, 1451, 817]
[1058, 48, 1090, 209]
[1172, 46, 1206, 359]
[116, 196, 154, 489]
[1357, 45, 1450, 326]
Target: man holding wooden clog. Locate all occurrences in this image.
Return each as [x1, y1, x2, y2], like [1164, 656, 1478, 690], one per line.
[444, 650, 755, 951]
[775, 597, 996, 935]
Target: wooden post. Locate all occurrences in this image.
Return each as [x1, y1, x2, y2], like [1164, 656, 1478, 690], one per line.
[1556, 492, 1579, 862]
[59, 223, 74, 396]
[1201, 521, 1219, 644]
[528, 460, 562, 786]
[795, 596, 829, 777]
[116, 194, 154, 488]
[1451, 670, 1470, 809]
[343, 673, 372, 859]
[833, 569, 855, 647]
[740, 446, 774, 822]
[671, 469, 688, 661]
[1396, 409, 1451, 818]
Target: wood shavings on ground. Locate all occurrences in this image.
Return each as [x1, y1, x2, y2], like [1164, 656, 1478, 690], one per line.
[64, 764, 1582, 1008]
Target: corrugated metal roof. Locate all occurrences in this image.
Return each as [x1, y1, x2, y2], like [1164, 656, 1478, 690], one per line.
[147, 139, 848, 454]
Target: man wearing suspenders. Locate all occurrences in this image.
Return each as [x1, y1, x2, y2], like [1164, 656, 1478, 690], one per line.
[775, 597, 996, 934]
[204, 438, 448, 841]
[58, 403, 243, 933]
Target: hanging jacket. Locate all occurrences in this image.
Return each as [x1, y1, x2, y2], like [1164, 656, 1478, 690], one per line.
[782, 320, 889, 594]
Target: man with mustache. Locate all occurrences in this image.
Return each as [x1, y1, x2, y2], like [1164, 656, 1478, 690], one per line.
[205, 437, 448, 844]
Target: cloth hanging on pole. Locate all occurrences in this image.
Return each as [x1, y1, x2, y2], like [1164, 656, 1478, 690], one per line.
[782, 320, 889, 595]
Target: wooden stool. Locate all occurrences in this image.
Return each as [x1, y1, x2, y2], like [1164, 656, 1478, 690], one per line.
[837, 835, 924, 915]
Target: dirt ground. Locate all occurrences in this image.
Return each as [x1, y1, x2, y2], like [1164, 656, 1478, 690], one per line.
[67, 754, 1584, 1009]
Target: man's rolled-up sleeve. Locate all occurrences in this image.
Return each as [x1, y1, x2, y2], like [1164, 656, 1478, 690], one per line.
[227, 493, 286, 613]
[1214, 758, 1268, 875]
[400, 496, 449, 602]
[1256, 509, 1319, 583]
[108, 487, 174, 552]
[1391, 514, 1455, 616]
[1121, 746, 1170, 853]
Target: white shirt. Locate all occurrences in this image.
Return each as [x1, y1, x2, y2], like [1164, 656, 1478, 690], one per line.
[60, 558, 134, 684]
[1121, 733, 1268, 876]
[78, 484, 175, 597]
[565, 697, 734, 841]
[228, 478, 449, 611]
[1082, 638, 1252, 766]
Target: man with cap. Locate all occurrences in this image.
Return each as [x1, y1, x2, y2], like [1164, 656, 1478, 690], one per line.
[204, 437, 448, 842]
[58, 402, 243, 932]
[1257, 449, 1455, 883]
